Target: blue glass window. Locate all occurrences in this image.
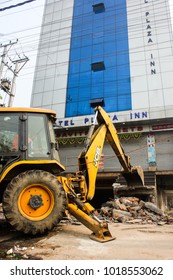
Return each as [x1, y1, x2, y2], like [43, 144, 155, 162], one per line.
[93, 3, 105, 14]
[65, 0, 131, 117]
[91, 61, 105, 71]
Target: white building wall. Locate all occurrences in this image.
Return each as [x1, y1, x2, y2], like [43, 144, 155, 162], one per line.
[31, 0, 74, 117]
[127, 0, 173, 115]
[31, 0, 173, 125]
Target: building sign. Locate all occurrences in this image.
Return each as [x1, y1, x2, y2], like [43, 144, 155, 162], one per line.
[57, 109, 149, 128]
[144, 1, 158, 75]
[152, 124, 173, 131]
[56, 123, 173, 139]
[147, 135, 156, 167]
[145, 10, 153, 45]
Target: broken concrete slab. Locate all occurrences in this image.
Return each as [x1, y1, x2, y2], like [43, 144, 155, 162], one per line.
[100, 196, 173, 225]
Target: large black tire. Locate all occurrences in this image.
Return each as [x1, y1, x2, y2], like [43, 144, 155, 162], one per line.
[2, 170, 66, 235]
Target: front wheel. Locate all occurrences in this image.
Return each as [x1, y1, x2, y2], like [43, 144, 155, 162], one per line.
[2, 170, 66, 235]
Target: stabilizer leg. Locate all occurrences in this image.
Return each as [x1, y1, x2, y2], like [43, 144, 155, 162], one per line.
[68, 203, 115, 242]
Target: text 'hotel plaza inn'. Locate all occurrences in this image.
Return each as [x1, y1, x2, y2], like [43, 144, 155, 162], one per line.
[31, 0, 173, 210]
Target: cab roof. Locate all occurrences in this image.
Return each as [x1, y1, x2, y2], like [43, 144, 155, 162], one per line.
[0, 107, 57, 117]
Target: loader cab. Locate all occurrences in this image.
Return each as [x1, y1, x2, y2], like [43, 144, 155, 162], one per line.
[0, 113, 20, 170]
[0, 108, 62, 172]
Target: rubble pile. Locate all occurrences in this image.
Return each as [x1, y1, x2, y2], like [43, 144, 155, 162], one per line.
[100, 197, 173, 225]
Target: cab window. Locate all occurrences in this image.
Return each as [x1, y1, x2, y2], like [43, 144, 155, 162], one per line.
[28, 115, 50, 158]
[0, 115, 19, 152]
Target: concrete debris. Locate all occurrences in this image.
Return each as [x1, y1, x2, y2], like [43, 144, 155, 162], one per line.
[14, 245, 27, 251]
[60, 213, 81, 225]
[144, 202, 164, 216]
[6, 248, 13, 255]
[100, 197, 173, 225]
[22, 254, 29, 259]
[6, 245, 29, 259]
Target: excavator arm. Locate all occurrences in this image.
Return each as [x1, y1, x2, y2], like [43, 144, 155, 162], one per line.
[78, 106, 144, 200]
[62, 106, 144, 242]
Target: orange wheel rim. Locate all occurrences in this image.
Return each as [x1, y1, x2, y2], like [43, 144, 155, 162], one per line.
[18, 184, 54, 221]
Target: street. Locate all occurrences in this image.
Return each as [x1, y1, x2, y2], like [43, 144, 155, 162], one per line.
[0, 214, 173, 260]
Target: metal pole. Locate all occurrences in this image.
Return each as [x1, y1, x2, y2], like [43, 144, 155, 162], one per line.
[0, 45, 7, 80]
[8, 61, 19, 107]
[0, 41, 18, 80]
[8, 56, 29, 107]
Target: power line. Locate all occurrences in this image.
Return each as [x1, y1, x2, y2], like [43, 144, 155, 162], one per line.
[0, 0, 37, 12]
[0, 0, 14, 4]
[4, 9, 172, 62]
[0, 0, 173, 98]
[1, 0, 172, 51]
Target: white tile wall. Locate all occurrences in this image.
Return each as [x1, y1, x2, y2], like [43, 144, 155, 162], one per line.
[127, 0, 173, 117]
[32, 0, 173, 122]
[31, 0, 74, 117]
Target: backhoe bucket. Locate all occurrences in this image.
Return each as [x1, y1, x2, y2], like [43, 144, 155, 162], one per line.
[122, 166, 145, 187]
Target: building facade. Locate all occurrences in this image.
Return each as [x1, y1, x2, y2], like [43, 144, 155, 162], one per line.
[31, 0, 173, 209]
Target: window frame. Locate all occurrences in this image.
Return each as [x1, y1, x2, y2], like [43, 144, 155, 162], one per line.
[91, 61, 105, 72]
[92, 3, 105, 14]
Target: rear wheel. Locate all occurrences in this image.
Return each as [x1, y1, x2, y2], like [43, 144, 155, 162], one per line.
[2, 170, 66, 235]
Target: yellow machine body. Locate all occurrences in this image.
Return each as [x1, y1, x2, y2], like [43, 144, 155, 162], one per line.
[0, 106, 144, 242]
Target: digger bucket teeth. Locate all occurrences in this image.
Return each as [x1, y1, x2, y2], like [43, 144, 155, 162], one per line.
[122, 166, 145, 187]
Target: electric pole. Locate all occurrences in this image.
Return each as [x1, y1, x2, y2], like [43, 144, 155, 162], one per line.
[0, 41, 18, 80]
[8, 56, 29, 107]
[0, 40, 29, 107]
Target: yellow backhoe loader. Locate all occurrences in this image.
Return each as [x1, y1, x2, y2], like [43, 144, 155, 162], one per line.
[0, 106, 144, 242]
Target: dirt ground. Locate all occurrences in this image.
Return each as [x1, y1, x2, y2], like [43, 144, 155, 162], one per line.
[0, 216, 173, 260]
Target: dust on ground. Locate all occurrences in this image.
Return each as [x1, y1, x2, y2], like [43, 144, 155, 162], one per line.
[0, 213, 173, 260]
